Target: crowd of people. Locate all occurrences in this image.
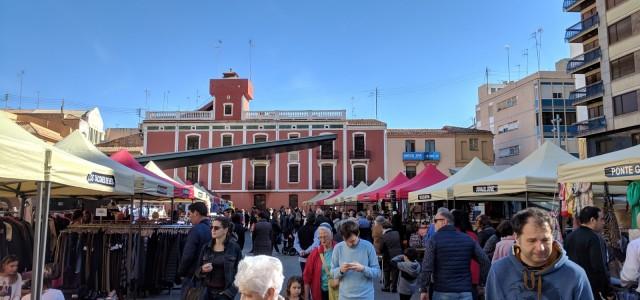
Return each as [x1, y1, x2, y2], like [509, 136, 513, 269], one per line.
[173, 201, 640, 300]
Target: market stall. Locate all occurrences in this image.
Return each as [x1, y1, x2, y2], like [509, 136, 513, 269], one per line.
[395, 164, 448, 200]
[343, 177, 386, 203]
[358, 172, 409, 202]
[336, 181, 369, 204]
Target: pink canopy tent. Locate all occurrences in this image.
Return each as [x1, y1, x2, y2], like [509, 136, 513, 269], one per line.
[394, 164, 448, 200]
[315, 189, 343, 206]
[111, 150, 192, 199]
[358, 172, 409, 203]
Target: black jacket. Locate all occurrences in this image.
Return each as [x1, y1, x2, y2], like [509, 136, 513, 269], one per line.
[233, 221, 246, 250]
[179, 218, 212, 278]
[253, 220, 273, 255]
[564, 226, 613, 299]
[195, 239, 244, 299]
[477, 226, 496, 248]
[381, 229, 403, 262]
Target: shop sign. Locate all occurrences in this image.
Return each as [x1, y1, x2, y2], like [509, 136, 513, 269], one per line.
[157, 185, 168, 195]
[605, 163, 640, 178]
[403, 152, 425, 161]
[418, 194, 431, 200]
[87, 172, 116, 187]
[473, 185, 498, 193]
[96, 208, 108, 217]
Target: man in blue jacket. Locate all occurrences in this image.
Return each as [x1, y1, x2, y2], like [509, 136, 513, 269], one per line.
[178, 202, 212, 297]
[419, 210, 490, 300]
[485, 207, 594, 300]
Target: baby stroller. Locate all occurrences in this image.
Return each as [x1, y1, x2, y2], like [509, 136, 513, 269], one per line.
[282, 233, 297, 256]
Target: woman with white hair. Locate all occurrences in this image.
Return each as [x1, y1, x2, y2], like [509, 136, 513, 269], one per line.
[303, 224, 337, 300]
[234, 255, 285, 300]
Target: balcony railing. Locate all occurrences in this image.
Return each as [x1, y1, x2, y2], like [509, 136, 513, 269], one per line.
[315, 180, 340, 190]
[563, 0, 592, 12]
[248, 180, 272, 190]
[317, 151, 339, 160]
[542, 125, 579, 136]
[349, 150, 371, 159]
[567, 47, 601, 73]
[145, 111, 214, 120]
[243, 110, 346, 121]
[402, 151, 441, 161]
[569, 81, 604, 105]
[251, 155, 272, 161]
[565, 14, 599, 42]
[576, 116, 606, 136]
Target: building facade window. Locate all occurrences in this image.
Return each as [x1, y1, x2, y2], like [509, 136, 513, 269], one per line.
[588, 105, 604, 118]
[424, 140, 436, 152]
[354, 134, 365, 153]
[606, 0, 628, 9]
[254, 134, 267, 143]
[608, 16, 632, 45]
[469, 138, 479, 151]
[221, 165, 232, 183]
[288, 164, 299, 183]
[405, 165, 417, 179]
[498, 145, 520, 158]
[552, 92, 563, 99]
[187, 135, 200, 150]
[253, 165, 267, 189]
[224, 103, 233, 116]
[613, 90, 639, 116]
[497, 121, 519, 134]
[288, 133, 300, 139]
[321, 164, 334, 189]
[497, 96, 517, 111]
[632, 133, 640, 146]
[405, 140, 416, 152]
[353, 165, 367, 185]
[596, 139, 615, 155]
[186, 166, 199, 184]
[222, 134, 233, 147]
[320, 141, 334, 159]
[611, 53, 636, 80]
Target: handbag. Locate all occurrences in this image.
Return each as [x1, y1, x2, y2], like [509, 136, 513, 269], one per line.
[183, 276, 206, 300]
[319, 252, 339, 300]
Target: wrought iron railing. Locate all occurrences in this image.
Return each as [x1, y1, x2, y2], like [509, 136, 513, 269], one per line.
[565, 14, 599, 41]
[569, 81, 604, 105]
[567, 47, 601, 73]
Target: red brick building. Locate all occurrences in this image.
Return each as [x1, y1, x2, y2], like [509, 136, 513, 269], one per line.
[143, 71, 387, 210]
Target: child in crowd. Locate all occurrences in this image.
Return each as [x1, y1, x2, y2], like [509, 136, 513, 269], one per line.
[285, 276, 304, 300]
[391, 248, 421, 300]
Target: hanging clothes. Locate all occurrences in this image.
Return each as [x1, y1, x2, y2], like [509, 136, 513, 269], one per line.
[565, 183, 577, 217]
[628, 182, 640, 229]
[0, 216, 33, 272]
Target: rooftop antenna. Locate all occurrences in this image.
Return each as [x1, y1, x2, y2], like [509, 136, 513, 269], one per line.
[249, 39, 254, 81]
[531, 28, 543, 72]
[522, 49, 529, 75]
[369, 88, 380, 120]
[215, 40, 223, 76]
[350, 96, 356, 118]
[505, 44, 511, 83]
[17, 70, 24, 109]
[144, 89, 150, 111]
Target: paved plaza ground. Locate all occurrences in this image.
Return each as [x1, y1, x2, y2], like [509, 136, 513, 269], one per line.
[149, 231, 417, 300]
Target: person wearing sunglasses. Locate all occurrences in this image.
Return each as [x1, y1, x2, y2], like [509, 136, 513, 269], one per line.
[196, 216, 244, 300]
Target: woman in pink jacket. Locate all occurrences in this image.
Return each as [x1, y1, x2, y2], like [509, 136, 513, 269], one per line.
[491, 220, 515, 263]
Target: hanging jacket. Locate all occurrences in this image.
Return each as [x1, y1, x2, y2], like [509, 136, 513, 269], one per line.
[485, 241, 594, 300]
[628, 181, 640, 229]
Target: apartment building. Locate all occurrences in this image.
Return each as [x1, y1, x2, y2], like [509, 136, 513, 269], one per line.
[386, 126, 494, 178]
[564, 0, 640, 156]
[476, 60, 579, 165]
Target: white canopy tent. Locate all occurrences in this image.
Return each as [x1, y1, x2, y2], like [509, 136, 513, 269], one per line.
[453, 142, 578, 200]
[0, 112, 128, 298]
[336, 181, 369, 204]
[343, 177, 387, 203]
[409, 157, 496, 203]
[305, 191, 330, 205]
[558, 144, 640, 183]
[324, 185, 353, 206]
[55, 131, 173, 197]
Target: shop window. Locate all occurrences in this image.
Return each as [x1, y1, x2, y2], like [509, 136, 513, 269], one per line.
[611, 53, 636, 80]
[613, 90, 639, 116]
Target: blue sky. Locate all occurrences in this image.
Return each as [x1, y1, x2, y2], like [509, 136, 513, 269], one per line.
[0, 1, 579, 129]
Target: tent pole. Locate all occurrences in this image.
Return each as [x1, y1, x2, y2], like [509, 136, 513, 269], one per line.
[127, 195, 135, 299]
[32, 150, 52, 300]
[170, 198, 175, 224]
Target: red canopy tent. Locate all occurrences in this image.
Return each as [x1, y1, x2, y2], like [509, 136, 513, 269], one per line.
[394, 164, 448, 200]
[111, 150, 192, 199]
[358, 172, 409, 203]
[315, 189, 343, 206]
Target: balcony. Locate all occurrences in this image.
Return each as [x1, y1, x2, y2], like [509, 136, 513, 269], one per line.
[317, 151, 339, 160]
[542, 125, 579, 137]
[570, 81, 604, 106]
[565, 14, 599, 43]
[402, 151, 441, 161]
[541, 99, 579, 108]
[315, 180, 340, 190]
[576, 116, 607, 136]
[566, 47, 601, 74]
[145, 111, 213, 121]
[243, 110, 346, 121]
[248, 180, 272, 190]
[563, 0, 595, 12]
[251, 155, 272, 161]
[349, 150, 371, 160]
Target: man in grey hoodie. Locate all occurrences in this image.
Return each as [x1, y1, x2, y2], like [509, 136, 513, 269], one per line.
[485, 208, 594, 300]
[391, 248, 421, 300]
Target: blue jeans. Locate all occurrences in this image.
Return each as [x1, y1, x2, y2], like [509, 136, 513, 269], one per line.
[432, 291, 473, 300]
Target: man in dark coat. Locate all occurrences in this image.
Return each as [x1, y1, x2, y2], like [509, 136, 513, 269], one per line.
[252, 211, 273, 256]
[379, 221, 404, 292]
[564, 206, 614, 300]
[178, 202, 212, 298]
